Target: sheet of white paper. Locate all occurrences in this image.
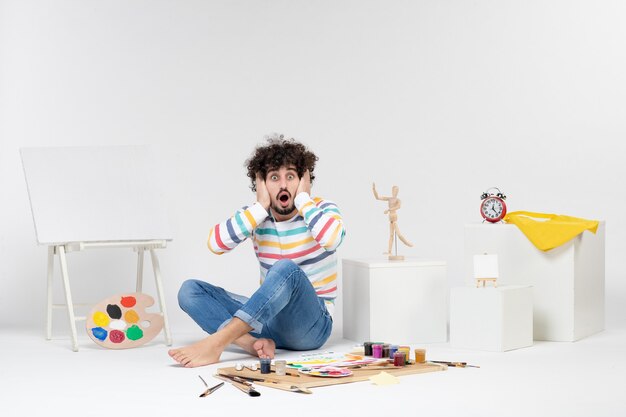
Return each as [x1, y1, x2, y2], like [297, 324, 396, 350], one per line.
[369, 371, 399, 385]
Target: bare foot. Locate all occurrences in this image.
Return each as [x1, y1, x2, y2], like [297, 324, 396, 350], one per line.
[168, 335, 226, 368]
[253, 338, 276, 359]
[233, 334, 276, 359]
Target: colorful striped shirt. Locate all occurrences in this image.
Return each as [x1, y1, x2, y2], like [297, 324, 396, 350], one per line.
[207, 192, 345, 318]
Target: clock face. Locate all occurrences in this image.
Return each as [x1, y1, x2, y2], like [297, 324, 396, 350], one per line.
[481, 197, 506, 222]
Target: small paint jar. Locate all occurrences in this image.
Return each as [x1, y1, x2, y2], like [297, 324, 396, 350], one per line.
[382, 344, 390, 358]
[260, 357, 271, 374]
[393, 351, 405, 367]
[414, 348, 426, 363]
[275, 359, 287, 376]
[389, 344, 399, 359]
[364, 342, 373, 356]
[372, 343, 383, 358]
[399, 346, 411, 364]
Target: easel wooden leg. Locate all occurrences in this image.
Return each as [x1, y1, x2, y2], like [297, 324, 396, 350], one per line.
[58, 245, 79, 352]
[136, 248, 144, 292]
[46, 246, 54, 340]
[150, 249, 172, 346]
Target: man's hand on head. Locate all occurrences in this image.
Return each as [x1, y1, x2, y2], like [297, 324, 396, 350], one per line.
[297, 170, 311, 196]
[256, 173, 271, 210]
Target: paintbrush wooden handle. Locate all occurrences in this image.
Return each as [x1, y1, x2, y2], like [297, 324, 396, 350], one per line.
[348, 365, 393, 372]
[213, 374, 261, 397]
[218, 369, 286, 385]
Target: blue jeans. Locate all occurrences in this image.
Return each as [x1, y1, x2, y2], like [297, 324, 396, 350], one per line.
[177, 259, 333, 350]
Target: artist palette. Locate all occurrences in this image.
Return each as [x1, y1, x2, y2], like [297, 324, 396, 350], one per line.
[86, 292, 163, 349]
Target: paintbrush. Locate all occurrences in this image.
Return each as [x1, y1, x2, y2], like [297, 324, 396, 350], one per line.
[213, 374, 261, 397]
[220, 372, 312, 394]
[430, 361, 480, 368]
[343, 359, 394, 370]
[198, 375, 224, 397]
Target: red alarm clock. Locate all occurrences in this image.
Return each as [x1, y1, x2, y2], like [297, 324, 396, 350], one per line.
[480, 187, 507, 223]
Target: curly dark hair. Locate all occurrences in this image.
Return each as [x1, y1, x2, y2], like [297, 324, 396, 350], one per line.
[245, 134, 318, 192]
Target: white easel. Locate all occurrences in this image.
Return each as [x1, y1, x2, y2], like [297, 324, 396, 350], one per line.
[21, 146, 173, 351]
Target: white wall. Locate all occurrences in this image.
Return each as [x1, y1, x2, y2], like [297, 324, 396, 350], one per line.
[2, 0, 625, 337]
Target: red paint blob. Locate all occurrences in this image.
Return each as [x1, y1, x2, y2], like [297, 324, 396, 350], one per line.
[109, 330, 125, 343]
[120, 296, 136, 308]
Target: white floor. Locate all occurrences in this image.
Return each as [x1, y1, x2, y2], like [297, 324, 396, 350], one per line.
[2, 326, 625, 417]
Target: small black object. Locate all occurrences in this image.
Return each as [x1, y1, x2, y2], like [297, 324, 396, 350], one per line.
[260, 358, 271, 374]
[106, 304, 122, 319]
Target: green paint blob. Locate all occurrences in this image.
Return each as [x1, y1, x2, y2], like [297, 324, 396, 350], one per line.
[126, 324, 143, 341]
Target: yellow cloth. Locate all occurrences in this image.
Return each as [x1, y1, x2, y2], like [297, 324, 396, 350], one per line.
[503, 211, 599, 252]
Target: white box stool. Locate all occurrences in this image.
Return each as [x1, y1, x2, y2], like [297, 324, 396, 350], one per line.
[464, 223, 605, 341]
[450, 286, 533, 352]
[342, 258, 447, 344]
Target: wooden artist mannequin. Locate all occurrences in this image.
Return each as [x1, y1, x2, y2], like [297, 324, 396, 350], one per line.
[372, 183, 413, 260]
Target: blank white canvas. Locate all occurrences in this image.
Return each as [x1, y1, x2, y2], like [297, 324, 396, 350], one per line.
[473, 254, 499, 279]
[21, 145, 172, 244]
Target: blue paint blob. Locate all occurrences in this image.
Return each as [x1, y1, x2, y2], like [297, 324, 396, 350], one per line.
[91, 327, 108, 341]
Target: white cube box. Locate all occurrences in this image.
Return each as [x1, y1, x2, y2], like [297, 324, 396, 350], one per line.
[342, 258, 447, 344]
[464, 222, 605, 341]
[450, 286, 533, 351]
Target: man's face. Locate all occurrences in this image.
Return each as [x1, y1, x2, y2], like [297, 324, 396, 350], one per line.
[265, 165, 300, 217]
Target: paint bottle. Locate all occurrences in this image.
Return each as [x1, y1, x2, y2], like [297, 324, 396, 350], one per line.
[399, 346, 411, 364]
[393, 351, 405, 367]
[414, 348, 426, 363]
[382, 344, 390, 358]
[260, 357, 271, 374]
[372, 343, 383, 358]
[364, 342, 374, 356]
[275, 359, 287, 376]
[389, 344, 399, 359]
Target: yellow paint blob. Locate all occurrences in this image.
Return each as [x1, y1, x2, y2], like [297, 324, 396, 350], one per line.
[124, 309, 140, 324]
[93, 311, 110, 327]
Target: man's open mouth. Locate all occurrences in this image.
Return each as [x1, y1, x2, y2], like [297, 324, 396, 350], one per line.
[278, 191, 291, 206]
